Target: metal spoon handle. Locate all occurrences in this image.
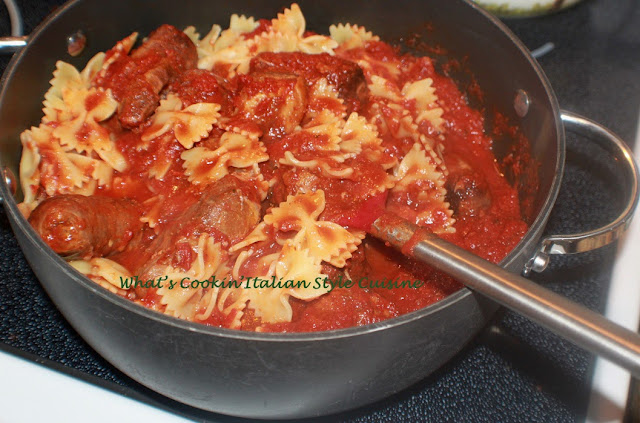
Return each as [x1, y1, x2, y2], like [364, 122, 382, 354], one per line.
[371, 213, 640, 378]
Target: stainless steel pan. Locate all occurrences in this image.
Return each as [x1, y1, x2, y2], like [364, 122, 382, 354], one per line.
[0, 0, 637, 418]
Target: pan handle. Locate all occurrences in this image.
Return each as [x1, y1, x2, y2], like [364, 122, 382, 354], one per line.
[524, 110, 640, 274]
[0, 36, 27, 54]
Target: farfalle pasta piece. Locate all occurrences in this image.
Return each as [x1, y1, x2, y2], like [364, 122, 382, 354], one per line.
[297, 34, 338, 54]
[391, 143, 455, 234]
[40, 150, 97, 197]
[278, 122, 350, 175]
[340, 112, 396, 171]
[43, 54, 109, 122]
[70, 257, 132, 296]
[41, 58, 125, 172]
[271, 3, 305, 38]
[302, 109, 344, 150]
[394, 143, 445, 189]
[19, 125, 102, 199]
[19, 127, 43, 206]
[243, 243, 328, 323]
[329, 23, 379, 49]
[232, 191, 364, 268]
[369, 99, 446, 176]
[183, 26, 201, 45]
[337, 42, 402, 83]
[395, 114, 420, 141]
[279, 152, 355, 178]
[67, 153, 113, 186]
[249, 30, 299, 55]
[228, 189, 368, 324]
[367, 75, 402, 102]
[157, 234, 225, 320]
[80, 52, 107, 85]
[181, 131, 268, 185]
[43, 61, 89, 122]
[274, 244, 327, 300]
[140, 195, 164, 229]
[339, 112, 381, 154]
[231, 164, 270, 201]
[280, 107, 395, 183]
[51, 88, 117, 150]
[216, 116, 263, 141]
[264, 190, 363, 267]
[368, 73, 445, 142]
[402, 78, 445, 131]
[196, 16, 257, 75]
[278, 110, 364, 175]
[230, 14, 260, 33]
[253, 4, 337, 55]
[197, 15, 280, 73]
[402, 78, 437, 111]
[142, 94, 221, 149]
[305, 78, 346, 121]
[197, 4, 337, 77]
[195, 261, 235, 322]
[194, 24, 221, 57]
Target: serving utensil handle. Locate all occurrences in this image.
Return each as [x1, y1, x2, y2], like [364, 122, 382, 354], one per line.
[371, 213, 640, 378]
[525, 110, 639, 274]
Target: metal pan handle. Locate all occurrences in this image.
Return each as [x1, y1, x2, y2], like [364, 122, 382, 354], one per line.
[0, 36, 27, 54]
[525, 110, 639, 274]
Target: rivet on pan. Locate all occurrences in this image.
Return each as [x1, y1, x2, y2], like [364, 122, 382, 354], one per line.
[523, 252, 549, 276]
[514, 89, 530, 118]
[67, 30, 87, 57]
[3, 167, 17, 200]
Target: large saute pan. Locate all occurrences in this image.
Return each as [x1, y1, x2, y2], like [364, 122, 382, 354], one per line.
[0, 0, 638, 419]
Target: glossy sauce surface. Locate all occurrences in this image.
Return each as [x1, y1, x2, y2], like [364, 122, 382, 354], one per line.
[94, 32, 528, 332]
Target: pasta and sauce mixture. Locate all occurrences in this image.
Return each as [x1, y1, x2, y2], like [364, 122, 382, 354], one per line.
[19, 4, 528, 332]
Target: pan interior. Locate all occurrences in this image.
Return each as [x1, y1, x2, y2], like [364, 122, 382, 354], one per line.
[0, 0, 563, 339]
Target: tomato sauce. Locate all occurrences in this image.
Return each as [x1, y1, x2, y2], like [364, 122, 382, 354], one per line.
[38, 21, 531, 333]
[252, 44, 528, 332]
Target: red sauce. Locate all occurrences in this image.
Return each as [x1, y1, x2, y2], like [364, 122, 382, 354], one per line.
[48, 27, 532, 333]
[169, 69, 232, 111]
[248, 43, 528, 332]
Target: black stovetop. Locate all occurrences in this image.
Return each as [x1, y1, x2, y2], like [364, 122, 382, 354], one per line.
[1, 0, 638, 421]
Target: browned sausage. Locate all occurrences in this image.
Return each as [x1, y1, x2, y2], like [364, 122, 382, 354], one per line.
[169, 69, 232, 113]
[250, 52, 368, 113]
[234, 71, 308, 137]
[98, 24, 198, 129]
[138, 176, 261, 277]
[180, 175, 261, 243]
[130, 24, 197, 85]
[28, 195, 143, 259]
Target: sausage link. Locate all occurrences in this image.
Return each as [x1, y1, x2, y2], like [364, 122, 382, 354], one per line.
[28, 195, 143, 259]
[98, 24, 198, 129]
[250, 52, 368, 113]
[138, 176, 261, 278]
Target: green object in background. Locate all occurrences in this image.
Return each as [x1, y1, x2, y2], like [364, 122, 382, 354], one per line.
[472, 0, 583, 17]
